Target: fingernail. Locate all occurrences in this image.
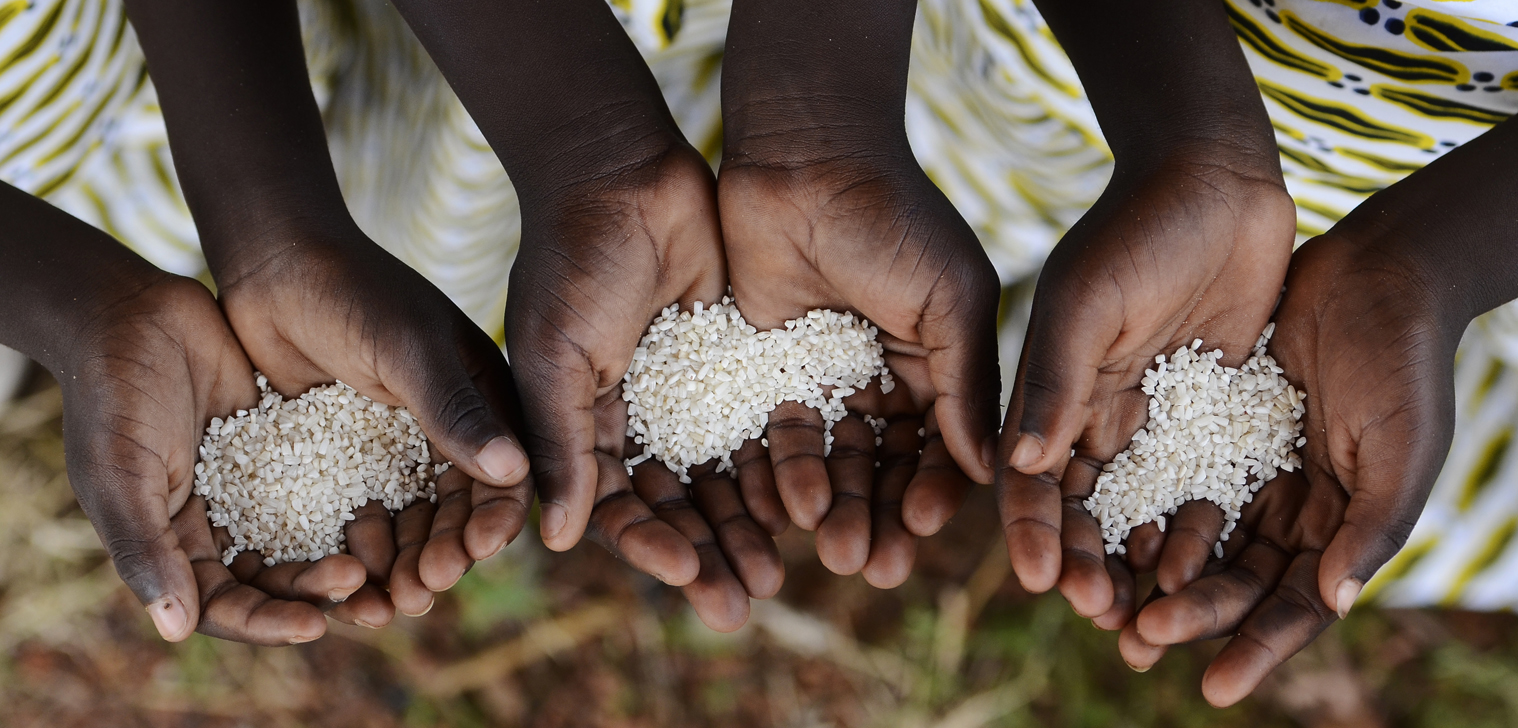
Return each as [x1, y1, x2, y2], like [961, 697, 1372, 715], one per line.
[288, 634, 318, 645]
[477, 436, 528, 484]
[416, 596, 435, 616]
[486, 535, 515, 559]
[328, 588, 353, 603]
[1124, 660, 1151, 674]
[1335, 578, 1362, 619]
[541, 503, 568, 541]
[980, 436, 997, 474]
[1009, 434, 1044, 472]
[354, 619, 380, 630]
[146, 596, 189, 642]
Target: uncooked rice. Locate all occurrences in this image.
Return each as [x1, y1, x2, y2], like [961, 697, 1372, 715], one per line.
[194, 374, 447, 566]
[1083, 324, 1305, 556]
[622, 299, 892, 482]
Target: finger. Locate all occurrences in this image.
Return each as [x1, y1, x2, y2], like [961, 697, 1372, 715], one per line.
[465, 477, 534, 561]
[766, 401, 832, 530]
[172, 498, 326, 645]
[996, 336, 1069, 594]
[329, 583, 397, 629]
[1202, 551, 1336, 708]
[386, 330, 529, 490]
[688, 469, 784, 600]
[623, 458, 749, 631]
[916, 251, 1001, 485]
[238, 551, 396, 628]
[1118, 623, 1169, 673]
[1155, 500, 1227, 595]
[247, 556, 368, 605]
[1117, 580, 1171, 670]
[1134, 538, 1294, 646]
[67, 436, 199, 642]
[1317, 413, 1449, 618]
[1055, 454, 1113, 618]
[733, 438, 789, 536]
[344, 501, 397, 586]
[997, 459, 1065, 594]
[816, 415, 876, 576]
[418, 467, 478, 592]
[389, 497, 438, 617]
[902, 411, 972, 537]
[1123, 522, 1165, 574]
[507, 334, 600, 551]
[1093, 553, 1136, 631]
[589, 452, 700, 587]
[1006, 285, 1114, 475]
[863, 419, 922, 589]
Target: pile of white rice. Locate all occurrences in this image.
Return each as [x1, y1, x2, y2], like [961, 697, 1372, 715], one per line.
[621, 299, 893, 482]
[194, 374, 446, 566]
[1083, 324, 1306, 556]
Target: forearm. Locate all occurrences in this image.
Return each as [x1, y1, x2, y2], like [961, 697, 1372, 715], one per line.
[721, 0, 918, 165]
[124, 0, 353, 281]
[1334, 116, 1518, 325]
[0, 184, 168, 373]
[1032, 0, 1278, 171]
[388, 0, 688, 204]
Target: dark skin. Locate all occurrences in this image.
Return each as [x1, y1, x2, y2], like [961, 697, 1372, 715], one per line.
[997, 0, 1296, 625]
[0, 183, 377, 645]
[720, 0, 1003, 587]
[386, 0, 781, 631]
[1118, 114, 1518, 706]
[124, 0, 534, 627]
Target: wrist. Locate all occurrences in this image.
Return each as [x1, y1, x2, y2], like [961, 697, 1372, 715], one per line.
[0, 186, 177, 373]
[32, 266, 181, 377]
[1357, 233, 1508, 336]
[517, 139, 712, 233]
[1322, 230, 1477, 348]
[486, 100, 692, 211]
[200, 203, 365, 294]
[1109, 118, 1283, 186]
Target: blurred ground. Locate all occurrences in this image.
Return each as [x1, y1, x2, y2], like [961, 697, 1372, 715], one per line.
[4, 373, 1518, 728]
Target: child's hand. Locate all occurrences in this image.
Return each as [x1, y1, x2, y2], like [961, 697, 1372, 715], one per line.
[504, 146, 784, 631]
[998, 0, 1298, 624]
[1116, 113, 1518, 703]
[125, 0, 534, 619]
[1115, 231, 1458, 705]
[719, 153, 1000, 588]
[65, 274, 388, 643]
[717, 0, 1001, 589]
[998, 147, 1296, 622]
[214, 222, 533, 617]
[1, 183, 383, 643]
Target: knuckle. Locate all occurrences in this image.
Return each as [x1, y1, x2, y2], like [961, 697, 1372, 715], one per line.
[432, 385, 495, 439]
[104, 531, 170, 590]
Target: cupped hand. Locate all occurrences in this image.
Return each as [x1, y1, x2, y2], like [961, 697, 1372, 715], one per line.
[213, 218, 534, 618]
[506, 144, 782, 631]
[718, 151, 1002, 589]
[65, 273, 384, 644]
[997, 147, 1296, 622]
[1116, 231, 1459, 706]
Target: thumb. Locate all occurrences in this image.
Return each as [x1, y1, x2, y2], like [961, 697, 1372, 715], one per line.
[65, 428, 199, 642]
[1006, 282, 1118, 475]
[506, 334, 602, 552]
[921, 258, 1002, 485]
[1317, 403, 1451, 619]
[387, 341, 529, 490]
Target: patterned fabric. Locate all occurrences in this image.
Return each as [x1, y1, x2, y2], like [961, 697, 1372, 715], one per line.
[2, 0, 1518, 607]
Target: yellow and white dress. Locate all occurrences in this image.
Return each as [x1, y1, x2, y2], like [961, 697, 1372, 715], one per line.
[1, 0, 1516, 608]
